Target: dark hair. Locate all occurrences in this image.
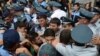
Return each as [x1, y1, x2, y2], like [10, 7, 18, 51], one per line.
[85, 2, 92, 11]
[43, 28, 55, 38]
[66, 23, 75, 27]
[28, 0, 33, 5]
[60, 29, 72, 45]
[74, 3, 80, 7]
[49, 18, 61, 26]
[37, 14, 47, 20]
[16, 22, 27, 28]
[85, 2, 91, 8]
[28, 32, 39, 42]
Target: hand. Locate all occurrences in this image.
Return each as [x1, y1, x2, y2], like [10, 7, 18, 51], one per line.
[20, 39, 30, 45]
[16, 47, 32, 56]
[16, 47, 27, 54]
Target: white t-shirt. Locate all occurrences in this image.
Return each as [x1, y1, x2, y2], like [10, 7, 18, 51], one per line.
[88, 24, 97, 35]
[51, 9, 66, 19]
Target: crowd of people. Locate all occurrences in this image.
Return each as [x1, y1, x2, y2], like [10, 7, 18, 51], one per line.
[0, 0, 100, 56]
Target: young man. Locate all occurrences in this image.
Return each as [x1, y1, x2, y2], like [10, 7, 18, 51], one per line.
[75, 9, 94, 26]
[71, 3, 81, 23]
[38, 28, 62, 56]
[16, 22, 27, 41]
[76, 16, 91, 26]
[2, 8, 15, 29]
[20, 32, 43, 56]
[60, 17, 75, 30]
[49, 18, 62, 37]
[35, 14, 48, 35]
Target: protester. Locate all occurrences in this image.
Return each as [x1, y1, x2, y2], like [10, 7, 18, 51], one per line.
[0, 0, 100, 56]
[16, 22, 27, 41]
[20, 31, 43, 56]
[38, 28, 62, 56]
[35, 14, 48, 35]
[49, 18, 62, 37]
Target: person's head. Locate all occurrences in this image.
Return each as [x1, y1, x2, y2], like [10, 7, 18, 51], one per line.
[48, 1, 61, 11]
[90, 14, 99, 24]
[78, 17, 91, 25]
[83, 18, 91, 25]
[52, 6, 59, 11]
[27, 0, 33, 6]
[46, 6, 52, 11]
[78, 17, 86, 24]
[63, 23, 75, 30]
[3, 29, 20, 52]
[37, 14, 48, 27]
[85, 2, 91, 10]
[2, 9, 14, 23]
[74, 3, 80, 11]
[60, 29, 72, 45]
[16, 22, 27, 33]
[28, 32, 42, 45]
[43, 28, 55, 44]
[4, 14, 14, 23]
[49, 18, 61, 32]
[13, 4, 24, 16]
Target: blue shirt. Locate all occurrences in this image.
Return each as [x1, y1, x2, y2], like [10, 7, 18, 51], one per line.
[33, 0, 48, 8]
[0, 46, 12, 56]
[24, 13, 32, 22]
[71, 10, 80, 22]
